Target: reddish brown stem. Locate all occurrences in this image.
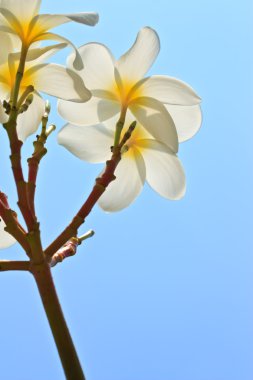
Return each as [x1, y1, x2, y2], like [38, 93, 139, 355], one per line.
[32, 263, 86, 380]
[0, 199, 30, 254]
[0, 261, 30, 272]
[45, 151, 121, 259]
[4, 122, 36, 231]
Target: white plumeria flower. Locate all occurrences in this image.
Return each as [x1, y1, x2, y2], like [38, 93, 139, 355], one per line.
[0, 218, 16, 249]
[58, 113, 186, 212]
[0, 32, 91, 142]
[58, 27, 202, 150]
[0, 0, 98, 68]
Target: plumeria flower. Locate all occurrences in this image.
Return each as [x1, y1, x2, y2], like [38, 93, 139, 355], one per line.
[58, 113, 186, 212]
[0, 0, 98, 69]
[0, 218, 16, 249]
[58, 27, 202, 150]
[0, 32, 91, 142]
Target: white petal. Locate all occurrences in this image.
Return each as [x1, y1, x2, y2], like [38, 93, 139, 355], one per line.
[0, 101, 8, 123]
[136, 139, 186, 200]
[165, 104, 202, 142]
[0, 8, 24, 36]
[17, 93, 45, 142]
[0, 218, 16, 249]
[98, 148, 146, 212]
[136, 75, 201, 105]
[116, 27, 160, 83]
[34, 32, 84, 70]
[68, 43, 116, 92]
[130, 97, 178, 153]
[26, 63, 91, 102]
[35, 12, 98, 31]
[0, 0, 41, 22]
[58, 97, 120, 126]
[21, 43, 67, 63]
[0, 31, 15, 64]
[58, 123, 113, 163]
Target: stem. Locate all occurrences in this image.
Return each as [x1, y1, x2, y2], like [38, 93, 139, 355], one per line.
[45, 121, 136, 259]
[0, 261, 30, 272]
[4, 43, 36, 231]
[10, 45, 28, 109]
[31, 263, 85, 380]
[113, 108, 127, 149]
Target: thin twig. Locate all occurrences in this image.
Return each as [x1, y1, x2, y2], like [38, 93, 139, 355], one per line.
[0, 261, 30, 272]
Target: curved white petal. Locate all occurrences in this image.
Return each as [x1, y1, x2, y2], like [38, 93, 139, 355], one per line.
[0, 0, 41, 22]
[0, 101, 8, 123]
[35, 12, 99, 31]
[26, 63, 91, 102]
[68, 43, 116, 92]
[0, 8, 24, 36]
[136, 75, 201, 105]
[58, 123, 113, 163]
[130, 97, 178, 153]
[136, 139, 186, 200]
[58, 97, 120, 126]
[98, 148, 146, 212]
[34, 32, 84, 70]
[116, 27, 160, 83]
[165, 104, 202, 142]
[17, 93, 45, 142]
[0, 218, 16, 249]
[22, 43, 67, 64]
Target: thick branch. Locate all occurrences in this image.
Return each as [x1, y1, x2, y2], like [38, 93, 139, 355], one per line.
[31, 263, 86, 380]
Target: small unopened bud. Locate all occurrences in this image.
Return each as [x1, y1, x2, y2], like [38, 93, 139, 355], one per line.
[18, 94, 34, 114]
[50, 238, 79, 268]
[77, 230, 95, 244]
[46, 124, 56, 137]
[44, 100, 51, 117]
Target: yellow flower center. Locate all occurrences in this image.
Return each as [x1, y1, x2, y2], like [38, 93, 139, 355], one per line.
[9, 17, 47, 47]
[121, 121, 151, 159]
[0, 60, 36, 98]
[111, 77, 143, 108]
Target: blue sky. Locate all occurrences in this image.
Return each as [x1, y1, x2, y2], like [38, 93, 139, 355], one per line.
[0, 0, 252, 379]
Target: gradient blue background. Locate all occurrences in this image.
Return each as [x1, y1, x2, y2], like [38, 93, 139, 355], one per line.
[0, 0, 252, 379]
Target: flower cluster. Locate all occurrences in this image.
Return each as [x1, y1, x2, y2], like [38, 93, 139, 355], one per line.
[0, 0, 201, 248]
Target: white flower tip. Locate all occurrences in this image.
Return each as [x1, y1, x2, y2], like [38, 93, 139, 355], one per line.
[90, 12, 99, 25]
[72, 53, 84, 70]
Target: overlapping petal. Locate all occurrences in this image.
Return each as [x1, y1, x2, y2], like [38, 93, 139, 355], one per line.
[67, 43, 116, 91]
[0, 218, 16, 249]
[58, 123, 113, 163]
[136, 139, 186, 200]
[35, 13, 98, 30]
[98, 148, 146, 212]
[0, 0, 41, 22]
[135, 75, 201, 105]
[130, 97, 178, 153]
[58, 97, 120, 126]
[18, 42, 67, 63]
[116, 27, 160, 83]
[16, 93, 45, 142]
[165, 104, 202, 142]
[26, 63, 91, 102]
[34, 32, 85, 70]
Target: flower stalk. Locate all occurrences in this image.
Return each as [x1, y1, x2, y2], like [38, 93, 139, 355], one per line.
[45, 120, 137, 259]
